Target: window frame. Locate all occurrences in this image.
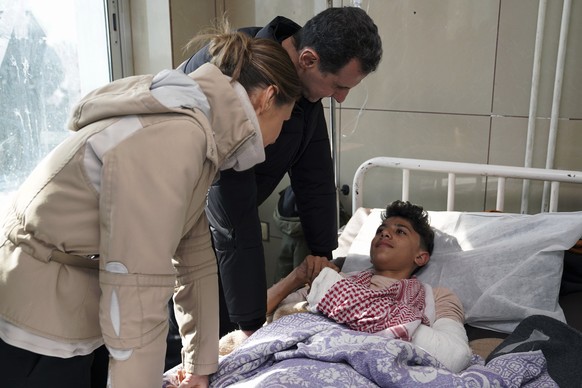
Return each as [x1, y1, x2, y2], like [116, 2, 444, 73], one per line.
[107, 0, 133, 80]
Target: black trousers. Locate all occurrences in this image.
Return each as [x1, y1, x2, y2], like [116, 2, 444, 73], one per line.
[0, 339, 108, 388]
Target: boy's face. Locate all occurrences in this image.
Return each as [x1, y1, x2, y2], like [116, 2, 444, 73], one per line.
[370, 216, 426, 276]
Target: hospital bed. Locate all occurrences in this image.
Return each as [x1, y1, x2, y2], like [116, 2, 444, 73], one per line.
[164, 156, 582, 387]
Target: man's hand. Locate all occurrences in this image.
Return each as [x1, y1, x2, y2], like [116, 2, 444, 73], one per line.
[266, 255, 339, 316]
[292, 255, 339, 286]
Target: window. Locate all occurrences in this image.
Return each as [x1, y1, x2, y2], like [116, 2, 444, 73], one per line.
[0, 0, 127, 204]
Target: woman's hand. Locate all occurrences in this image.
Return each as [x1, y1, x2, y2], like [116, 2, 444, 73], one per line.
[177, 373, 209, 388]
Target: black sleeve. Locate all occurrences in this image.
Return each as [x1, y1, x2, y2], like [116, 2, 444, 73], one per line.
[205, 168, 267, 328]
[178, 45, 212, 74]
[290, 105, 338, 259]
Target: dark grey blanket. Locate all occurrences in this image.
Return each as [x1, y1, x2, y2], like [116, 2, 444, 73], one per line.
[487, 314, 582, 387]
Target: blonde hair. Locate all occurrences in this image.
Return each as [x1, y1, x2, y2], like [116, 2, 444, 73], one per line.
[185, 21, 302, 106]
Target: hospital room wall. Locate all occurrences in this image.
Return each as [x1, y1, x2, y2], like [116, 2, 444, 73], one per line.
[165, 0, 582, 284]
[335, 0, 582, 215]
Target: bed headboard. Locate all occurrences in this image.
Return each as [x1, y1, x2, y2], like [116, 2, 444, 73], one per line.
[352, 157, 582, 214]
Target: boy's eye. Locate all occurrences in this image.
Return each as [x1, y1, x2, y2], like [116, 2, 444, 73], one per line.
[396, 228, 407, 235]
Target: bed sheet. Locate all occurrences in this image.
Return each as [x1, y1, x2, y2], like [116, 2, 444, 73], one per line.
[162, 313, 557, 387]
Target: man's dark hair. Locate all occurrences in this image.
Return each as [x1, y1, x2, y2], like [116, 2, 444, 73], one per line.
[293, 7, 382, 74]
[382, 200, 434, 255]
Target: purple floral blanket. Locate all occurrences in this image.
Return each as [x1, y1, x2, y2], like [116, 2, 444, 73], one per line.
[163, 312, 557, 387]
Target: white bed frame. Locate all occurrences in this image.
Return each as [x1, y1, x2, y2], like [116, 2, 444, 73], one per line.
[352, 157, 582, 213]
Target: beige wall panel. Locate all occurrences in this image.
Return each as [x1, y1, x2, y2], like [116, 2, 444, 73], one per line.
[493, 0, 582, 119]
[487, 116, 582, 212]
[560, 0, 582, 119]
[169, 0, 218, 68]
[343, 0, 498, 115]
[223, 0, 256, 26]
[337, 109, 491, 213]
[224, 0, 329, 27]
[244, 0, 329, 26]
[493, 0, 551, 117]
[488, 116, 582, 173]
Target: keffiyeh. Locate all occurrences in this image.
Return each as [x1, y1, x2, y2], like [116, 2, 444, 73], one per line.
[316, 270, 429, 340]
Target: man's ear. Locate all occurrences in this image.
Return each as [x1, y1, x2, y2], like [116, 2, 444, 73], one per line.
[298, 48, 319, 70]
[414, 252, 430, 268]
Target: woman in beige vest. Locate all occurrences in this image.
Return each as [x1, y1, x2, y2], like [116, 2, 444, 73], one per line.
[0, 27, 301, 388]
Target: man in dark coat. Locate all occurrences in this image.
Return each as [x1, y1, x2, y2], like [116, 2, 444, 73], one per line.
[177, 6, 382, 342]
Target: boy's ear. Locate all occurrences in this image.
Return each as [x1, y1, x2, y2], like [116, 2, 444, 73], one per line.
[414, 251, 430, 267]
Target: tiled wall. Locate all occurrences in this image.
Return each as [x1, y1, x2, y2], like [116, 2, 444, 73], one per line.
[336, 0, 582, 214]
[168, 0, 582, 283]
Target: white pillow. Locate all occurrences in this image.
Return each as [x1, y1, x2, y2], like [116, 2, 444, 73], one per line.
[333, 207, 373, 260]
[337, 208, 382, 272]
[339, 208, 582, 333]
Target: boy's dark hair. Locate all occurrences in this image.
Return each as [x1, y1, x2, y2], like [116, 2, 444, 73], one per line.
[382, 200, 434, 255]
[293, 7, 382, 74]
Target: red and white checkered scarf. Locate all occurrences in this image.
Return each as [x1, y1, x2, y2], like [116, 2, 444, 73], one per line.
[317, 270, 429, 341]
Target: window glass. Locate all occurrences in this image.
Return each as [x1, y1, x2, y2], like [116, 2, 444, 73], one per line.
[0, 0, 111, 204]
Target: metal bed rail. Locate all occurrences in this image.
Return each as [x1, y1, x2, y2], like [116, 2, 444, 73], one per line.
[352, 157, 582, 213]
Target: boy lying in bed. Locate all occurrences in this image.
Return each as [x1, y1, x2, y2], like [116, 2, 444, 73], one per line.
[222, 200, 472, 372]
